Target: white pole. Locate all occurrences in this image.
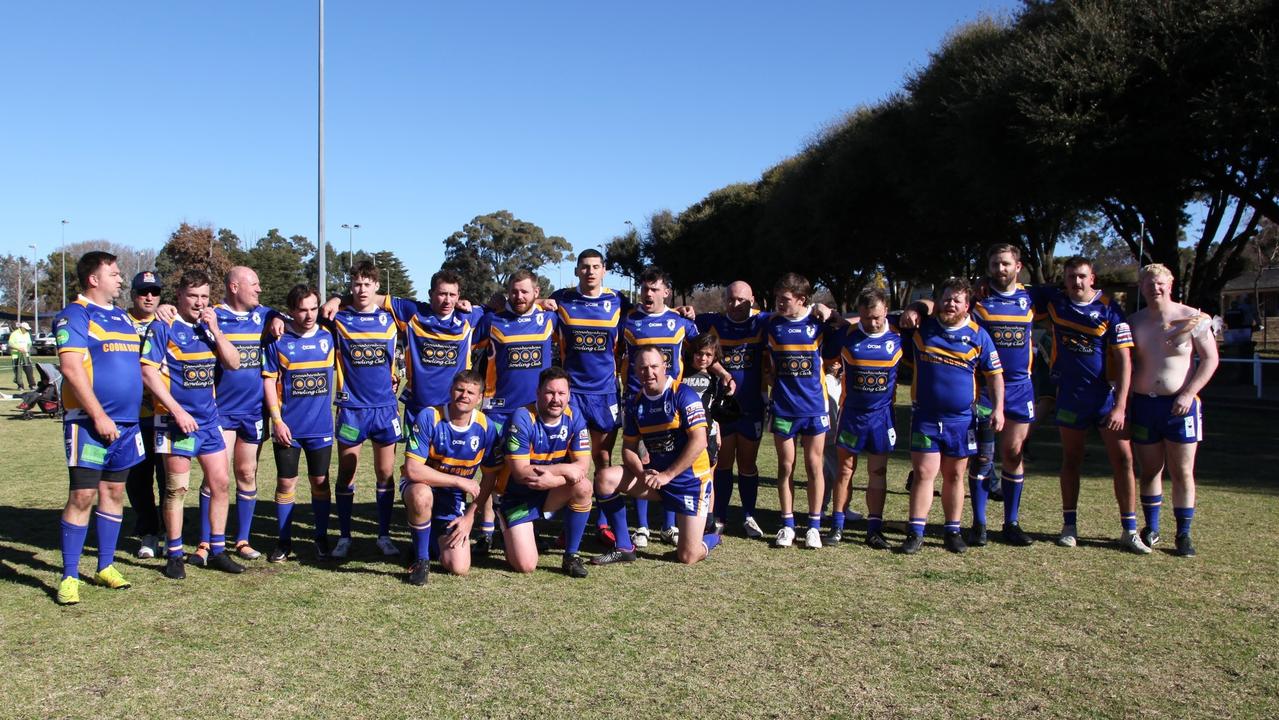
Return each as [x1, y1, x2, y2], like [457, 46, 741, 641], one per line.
[28, 244, 39, 332]
[60, 219, 69, 306]
[317, 0, 327, 298]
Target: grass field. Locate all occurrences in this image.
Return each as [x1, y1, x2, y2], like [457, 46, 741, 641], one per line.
[0, 360, 1276, 719]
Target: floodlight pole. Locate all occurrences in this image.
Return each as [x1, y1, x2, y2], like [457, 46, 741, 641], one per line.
[60, 219, 69, 306]
[317, 0, 327, 299]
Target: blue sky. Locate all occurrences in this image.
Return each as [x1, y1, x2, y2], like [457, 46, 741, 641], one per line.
[1, 1, 1015, 293]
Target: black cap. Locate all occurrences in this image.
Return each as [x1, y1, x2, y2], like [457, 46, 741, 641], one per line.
[132, 271, 163, 294]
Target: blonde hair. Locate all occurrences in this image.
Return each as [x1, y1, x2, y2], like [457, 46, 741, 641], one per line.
[1140, 263, 1174, 281]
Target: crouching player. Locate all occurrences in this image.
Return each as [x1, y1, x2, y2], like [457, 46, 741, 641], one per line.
[399, 370, 499, 585]
[593, 346, 721, 566]
[493, 366, 594, 578]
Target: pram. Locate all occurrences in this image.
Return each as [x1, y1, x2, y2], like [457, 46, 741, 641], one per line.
[15, 362, 62, 419]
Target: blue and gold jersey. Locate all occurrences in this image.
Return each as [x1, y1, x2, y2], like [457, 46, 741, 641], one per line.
[474, 306, 556, 413]
[213, 304, 271, 418]
[141, 317, 222, 424]
[765, 310, 830, 418]
[503, 404, 590, 467]
[622, 380, 712, 482]
[974, 285, 1035, 385]
[405, 405, 497, 480]
[549, 287, 629, 395]
[263, 327, 336, 439]
[825, 326, 903, 414]
[127, 311, 159, 419]
[385, 296, 483, 414]
[55, 297, 144, 423]
[332, 306, 398, 409]
[906, 316, 1002, 419]
[1032, 287, 1133, 389]
[620, 308, 698, 397]
[696, 311, 769, 416]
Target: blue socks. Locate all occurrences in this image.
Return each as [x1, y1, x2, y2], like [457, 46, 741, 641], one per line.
[1174, 506, 1194, 536]
[867, 514, 883, 536]
[1002, 472, 1024, 525]
[663, 510, 677, 532]
[599, 493, 634, 551]
[944, 519, 961, 535]
[1063, 509, 1078, 527]
[276, 492, 295, 545]
[739, 473, 759, 517]
[60, 519, 89, 579]
[166, 536, 184, 558]
[832, 511, 846, 531]
[198, 487, 212, 545]
[1141, 494, 1162, 532]
[968, 473, 989, 526]
[781, 513, 796, 529]
[410, 520, 431, 562]
[479, 520, 496, 541]
[94, 508, 123, 571]
[564, 503, 590, 555]
[210, 533, 226, 556]
[703, 533, 721, 554]
[909, 516, 927, 537]
[634, 499, 650, 529]
[1121, 512, 1138, 533]
[235, 488, 257, 544]
[375, 482, 394, 536]
[807, 513, 820, 531]
[712, 467, 733, 521]
[336, 482, 356, 538]
[313, 496, 332, 541]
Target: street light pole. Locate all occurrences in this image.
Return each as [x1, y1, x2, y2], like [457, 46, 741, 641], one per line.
[60, 219, 69, 306]
[28, 244, 38, 333]
[341, 223, 360, 272]
[317, 0, 327, 299]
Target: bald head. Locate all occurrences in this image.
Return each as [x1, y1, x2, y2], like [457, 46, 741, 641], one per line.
[224, 265, 262, 310]
[724, 280, 755, 321]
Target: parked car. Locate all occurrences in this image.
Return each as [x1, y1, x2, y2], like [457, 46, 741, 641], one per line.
[33, 332, 58, 355]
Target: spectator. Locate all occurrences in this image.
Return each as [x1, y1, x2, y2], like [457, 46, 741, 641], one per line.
[9, 322, 35, 390]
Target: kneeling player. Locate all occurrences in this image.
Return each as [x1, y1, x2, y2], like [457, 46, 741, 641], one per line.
[594, 346, 721, 566]
[399, 371, 499, 584]
[494, 367, 594, 578]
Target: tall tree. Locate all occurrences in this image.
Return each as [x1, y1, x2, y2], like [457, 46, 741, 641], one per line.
[440, 210, 573, 303]
[368, 250, 417, 300]
[157, 223, 235, 294]
[242, 229, 313, 310]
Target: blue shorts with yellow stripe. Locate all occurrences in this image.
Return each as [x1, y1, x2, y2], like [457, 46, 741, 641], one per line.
[658, 473, 713, 517]
[1129, 393, 1203, 445]
[154, 416, 226, 458]
[64, 419, 145, 472]
[910, 412, 977, 457]
[336, 405, 402, 446]
[499, 488, 550, 527]
[835, 405, 897, 455]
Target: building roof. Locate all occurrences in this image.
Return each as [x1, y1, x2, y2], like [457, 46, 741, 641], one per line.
[1222, 266, 1279, 293]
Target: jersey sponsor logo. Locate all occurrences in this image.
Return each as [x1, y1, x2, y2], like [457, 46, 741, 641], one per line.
[1061, 333, 1094, 354]
[569, 328, 611, 352]
[418, 339, 461, 366]
[290, 371, 330, 396]
[722, 346, 755, 370]
[776, 351, 815, 377]
[989, 323, 1028, 348]
[182, 361, 217, 388]
[350, 342, 390, 366]
[81, 443, 108, 465]
[56, 328, 71, 346]
[338, 423, 360, 442]
[236, 344, 263, 367]
[504, 344, 544, 369]
[850, 368, 891, 392]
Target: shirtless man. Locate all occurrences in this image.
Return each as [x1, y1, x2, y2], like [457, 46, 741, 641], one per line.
[1127, 264, 1218, 557]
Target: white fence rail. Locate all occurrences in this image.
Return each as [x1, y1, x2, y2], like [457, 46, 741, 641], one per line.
[1217, 353, 1279, 399]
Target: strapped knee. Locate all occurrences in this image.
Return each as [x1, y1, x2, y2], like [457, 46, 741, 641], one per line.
[164, 471, 191, 503]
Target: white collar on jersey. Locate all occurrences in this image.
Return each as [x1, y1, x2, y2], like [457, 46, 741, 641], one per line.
[779, 306, 813, 322]
[642, 377, 674, 401]
[1069, 290, 1103, 307]
[291, 324, 321, 339]
[504, 302, 538, 318]
[447, 408, 478, 431]
[77, 294, 114, 310]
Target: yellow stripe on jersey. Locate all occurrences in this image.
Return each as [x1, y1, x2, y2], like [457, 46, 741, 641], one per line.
[841, 348, 903, 367]
[166, 341, 215, 362]
[557, 307, 621, 327]
[336, 323, 397, 340]
[1046, 305, 1108, 337]
[87, 321, 141, 343]
[974, 305, 1035, 323]
[222, 332, 262, 341]
[490, 323, 555, 344]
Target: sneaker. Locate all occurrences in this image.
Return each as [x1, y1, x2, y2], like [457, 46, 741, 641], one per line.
[207, 552, 246, 574]
[267, 543, 292, 563]
[1174, 533, 1196, 557]
[187, 543, 210, 568]
[407, 560, 429, 586]
[659, 527, 679, 545]
[631, 527, 650, 549]
[828, 528, 844, 544]
[92, 564, 132, 589]
[964, 522, 988, 547]
[1140, 526, 1161, 548]
[136, 534, 158, 559]
[332, 537, 352, 559]
[314, 537, 332, 561]
[56, 576, 84, 605]
[590, 548, 638, 565]
[774, 526, 796, 548]
[742, 516, 764, 539]
[473, 534, 491, 559]
[596, 524, 617, 547]
[164, 555, 186, 580]
[1120, 530, 1152, 555]
[562, 553, 589, 578]
[376, 535, 400, 557]
[944, 531, 968, 554]
[804, 527, 823, 549]
[866, 531, 891, 550]
[1056, 524, 1078, 548]
[234, 541, 262, 560]
[899, 533, 924, 555]
[1001, 522, 1035, 547]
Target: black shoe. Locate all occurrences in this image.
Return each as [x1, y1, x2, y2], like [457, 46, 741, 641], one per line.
[1001, 522, 1035, 546]
[473, 534, 492, 559]
[944, 531, 968, 554]
[408, 560, 429, 586]
[207, 552, 245, 574]
[562, 553, 589, 578]
[164, 555, 186, 580]
[186, 548, 208, 568]
[1140, 526, 1161, 548]
[267, 543, 292, 563]
[964, 522, 988, 547]
[899, 533, 924, 555]
[828, 528, 844, 544]
[1175, 533, 1196, 557]
[866, 531, 891, 550]
[314, 536, 332, 561]
[590, 548, 638, 565]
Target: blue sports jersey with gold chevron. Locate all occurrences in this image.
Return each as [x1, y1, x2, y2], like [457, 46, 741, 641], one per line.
[1031, 287, 1133, 388]
[765, 310, 830, 418]
[263, 327, 336, 439]
[500, 403, 590, 494]
[825, 325, 903, 414]
[54, 297, 144, 422]
[473, 306, 556, 413]
[620, 308, 698, 396]
[385, 296, 484, 414]
[332, 305, 398, 409]
[549, 287, 629, 395]
[973, 285, 1035, 385]
[405, 406, 498, 516]
[906, 316, 1002, 419]
[141, 317, 223, 424]
[695, 311, 769, 417]
[213, 304, 271, 418]
[622, 379, 713, 483]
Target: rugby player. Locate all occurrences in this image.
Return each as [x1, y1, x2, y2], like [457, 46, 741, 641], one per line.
[765, 273, 832, 549]
[140, 269, 245, 578]
[822, 287, 902, 549]
[1128, 264, 1218, 556]
[1036, 257, 1148, 553]
[399, 370, 499, 584]
[487, 366, 594, 578]
[263, 285, 338, 562]
[593, 346, 721, 566]
[54, 252, 147, 604]
[695, 281, 769, 538]
[900, 278, 1004, 555]
[330, 261, 402, 559]
[124, 271, 167, 559]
